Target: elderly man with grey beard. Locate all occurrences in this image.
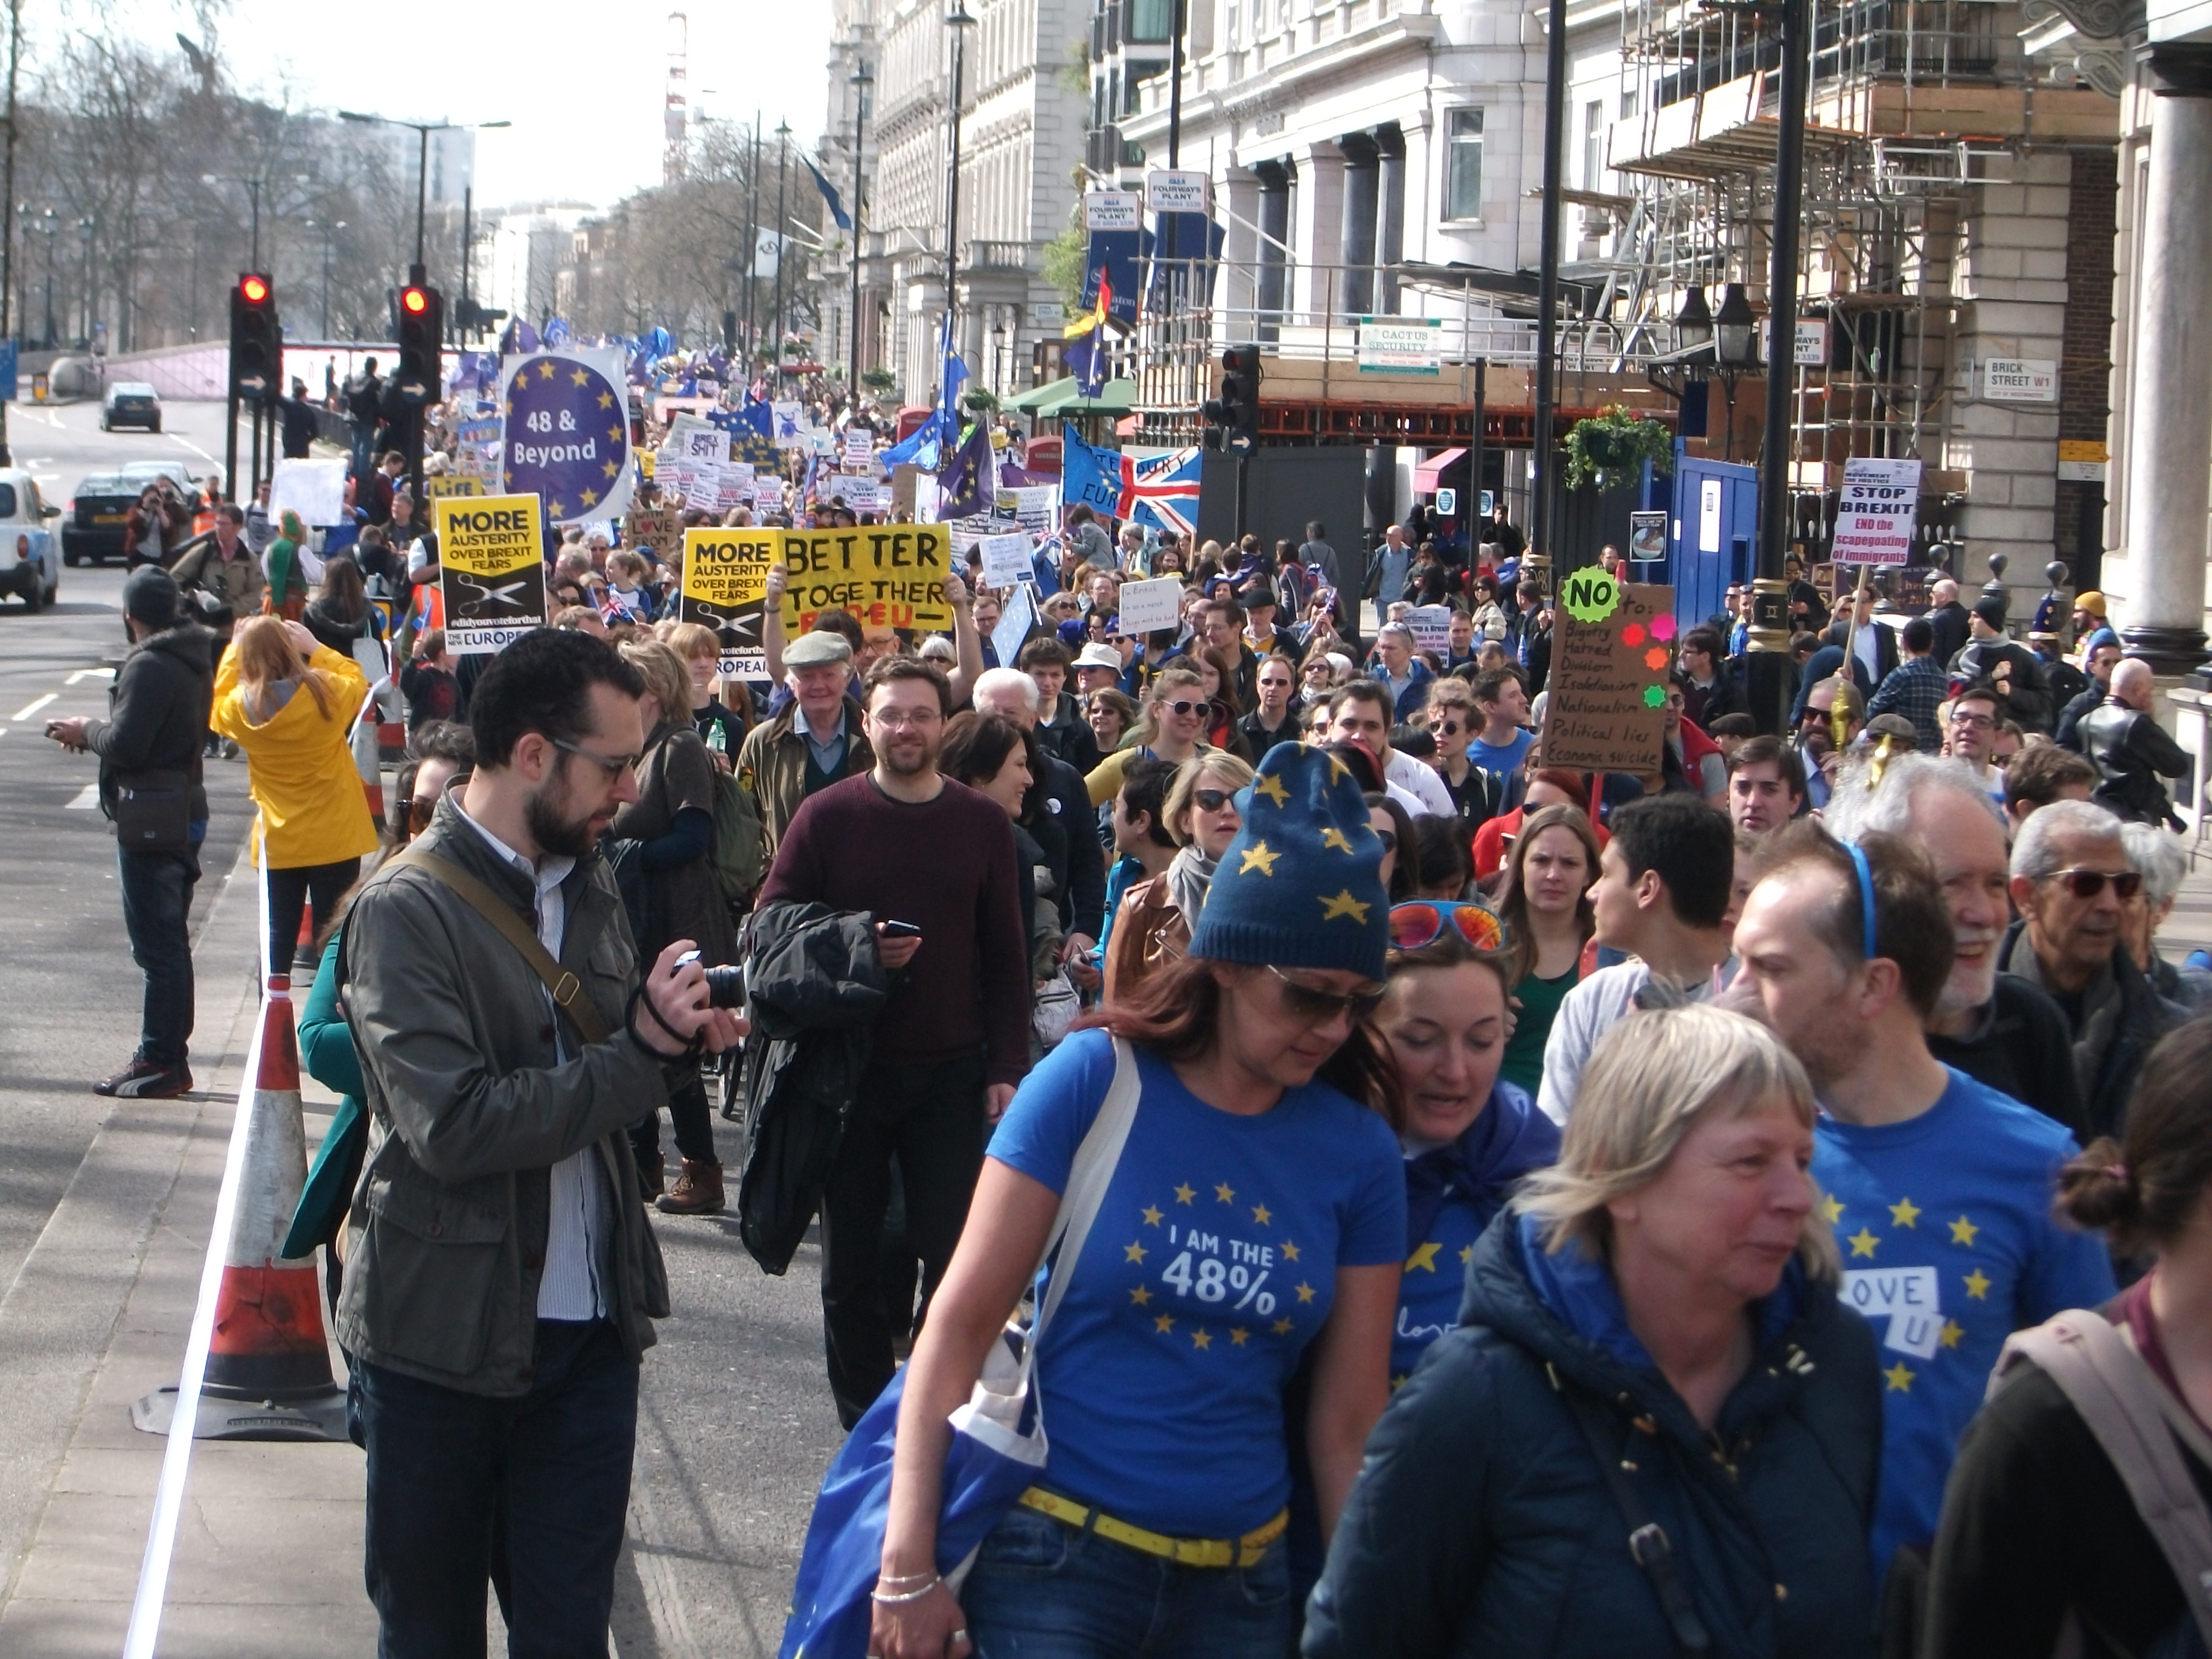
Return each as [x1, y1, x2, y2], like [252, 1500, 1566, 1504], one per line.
[1822, 752, 2088, 1141]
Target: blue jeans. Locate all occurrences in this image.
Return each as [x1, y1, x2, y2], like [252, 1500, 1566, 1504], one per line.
[357, 1319, 639, 1659]
[117, 845, 199, 1067]
[960, 1504, 1293, 1659]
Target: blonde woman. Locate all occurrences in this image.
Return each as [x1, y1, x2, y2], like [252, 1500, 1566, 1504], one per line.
[1083, 665, 1210, 807]
[1308, 1005, 1881, 1659]
[1102, 750, 1255, 1004]
[212, 615, 379, 977]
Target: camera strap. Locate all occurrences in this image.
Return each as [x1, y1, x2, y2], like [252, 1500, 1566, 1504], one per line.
[381, 845, 610, 1047]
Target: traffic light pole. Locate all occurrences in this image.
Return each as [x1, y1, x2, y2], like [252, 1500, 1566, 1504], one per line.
[223, 391, 237, 504]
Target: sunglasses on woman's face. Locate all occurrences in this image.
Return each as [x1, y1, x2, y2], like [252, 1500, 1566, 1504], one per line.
[1161, 698, 1203, 718]
[1429, 718, 1463, 737]
[1389, 900, 1510, 953]
[1267, 966, 1387, 1027]
[1192, 788, 1235, 813]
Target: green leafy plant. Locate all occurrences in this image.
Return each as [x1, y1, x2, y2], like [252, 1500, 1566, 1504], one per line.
[860, 366, 897, 396]
[1041, 223, 1088, 312]
[1562, 406, 1675, 492]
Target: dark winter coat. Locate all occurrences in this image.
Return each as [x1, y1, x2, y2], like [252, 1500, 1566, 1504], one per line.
[734, 900, 889, 1274]
[83, 621, 216, 824]
[2079, 701, 2191, 826]
[2001, 919, 2185, 1142]
[1305, 1213, 1882, 1659]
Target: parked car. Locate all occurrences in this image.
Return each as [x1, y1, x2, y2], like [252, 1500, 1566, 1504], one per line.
[100, 382, 162, 433]
[60, 473, 142, 566]
[0, 471, 62, 609]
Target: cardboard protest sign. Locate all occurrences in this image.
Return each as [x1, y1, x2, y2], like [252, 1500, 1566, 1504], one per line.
[978, 532, 1035, 590]
[780, 525, 953, 633]
[1538, 574, 1673, 775]
[1117, 575, 1184, 635]
[679, 527, 776, 679]
[1833, 458, 1922, 567]
[438, 494, 548, 653]
[624, 503, 682, 561]
[425, 474, 482, 499]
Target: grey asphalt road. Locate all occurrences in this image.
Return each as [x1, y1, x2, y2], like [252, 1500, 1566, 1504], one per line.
[0, 394, 852, 1656]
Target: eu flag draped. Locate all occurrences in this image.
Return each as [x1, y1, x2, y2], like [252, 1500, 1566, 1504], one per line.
[1061, 424, 1202, 539]
[804, 160, 853, 231]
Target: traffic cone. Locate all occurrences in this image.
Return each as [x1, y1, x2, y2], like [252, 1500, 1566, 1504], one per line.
[132, 973, 349, 1441]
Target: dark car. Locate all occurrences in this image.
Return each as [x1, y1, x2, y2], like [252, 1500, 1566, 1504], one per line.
[62, 473, 148, 566]
[100, 381, 162, 432]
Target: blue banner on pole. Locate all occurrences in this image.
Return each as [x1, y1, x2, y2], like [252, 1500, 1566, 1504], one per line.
[1083, 230, 1141, 329]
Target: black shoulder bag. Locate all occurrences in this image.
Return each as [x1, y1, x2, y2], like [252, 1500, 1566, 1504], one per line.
[1557, 1379, 1714, 1655]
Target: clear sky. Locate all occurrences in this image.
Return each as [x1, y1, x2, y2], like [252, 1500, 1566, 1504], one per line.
[42, 0, 837, 213]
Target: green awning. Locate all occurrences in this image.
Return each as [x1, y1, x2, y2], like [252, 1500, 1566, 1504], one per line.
[1011, 376, 1136, 418]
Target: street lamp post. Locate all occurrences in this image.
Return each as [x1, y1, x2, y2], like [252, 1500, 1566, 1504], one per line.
[38, 206, 54, 348]
[336, 112, 511, 284]
[75, 216, 91, 347]
[1530, 0, 1568, 578]
[773, 120, 791, 372]
[943, 3, 977, 391]
[849, 60, 873, 396]
[304, 217, 347, 337]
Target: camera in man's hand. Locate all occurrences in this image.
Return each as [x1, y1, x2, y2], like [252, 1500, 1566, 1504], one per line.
[675, 949, 746, 1009]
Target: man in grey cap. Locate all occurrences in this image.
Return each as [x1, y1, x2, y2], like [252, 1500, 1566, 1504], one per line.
[44, 568, 217, 1097]
[732, 627, 876, 866]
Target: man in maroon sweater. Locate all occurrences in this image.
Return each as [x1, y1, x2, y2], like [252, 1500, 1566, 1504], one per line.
[756, 656, 1031, 1425]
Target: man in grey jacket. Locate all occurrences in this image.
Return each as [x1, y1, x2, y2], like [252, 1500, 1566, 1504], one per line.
[338, 628, 744, 1655]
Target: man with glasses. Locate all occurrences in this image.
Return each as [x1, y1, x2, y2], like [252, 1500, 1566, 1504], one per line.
[1795, 676, 1865, 810]
[1239, 652, 1303, 752]
[339, 628, 743, 1652]
[756, 657, 1032, 1427]
[1422, 679, 1505, 825]
[1941, 683, 2006, 804]
[2000, 798, 2185, 1139]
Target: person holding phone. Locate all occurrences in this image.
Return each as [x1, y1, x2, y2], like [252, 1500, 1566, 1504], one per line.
[754, 657, 1034, 1428]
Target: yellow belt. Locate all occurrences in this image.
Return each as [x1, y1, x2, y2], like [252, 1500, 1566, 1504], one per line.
[1018, 1487, 1288, 1569]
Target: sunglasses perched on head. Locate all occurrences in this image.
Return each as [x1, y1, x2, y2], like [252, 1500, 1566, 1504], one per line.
[2045, 867, 2142, 901]
[1389, 900, 1510, 954]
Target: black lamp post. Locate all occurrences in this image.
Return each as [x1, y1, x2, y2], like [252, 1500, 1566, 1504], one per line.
[943, 2, 977, 388]
[773, 119, 791, 370]
[336, 112, 510, 284]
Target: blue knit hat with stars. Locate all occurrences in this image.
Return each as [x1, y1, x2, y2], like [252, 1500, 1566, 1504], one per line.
[1187, 740, 1390, 982]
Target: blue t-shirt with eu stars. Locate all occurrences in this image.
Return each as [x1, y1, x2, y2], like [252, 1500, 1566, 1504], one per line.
[1811, 1066, 2114, 1573]
[988, 1027, 1405, 1540]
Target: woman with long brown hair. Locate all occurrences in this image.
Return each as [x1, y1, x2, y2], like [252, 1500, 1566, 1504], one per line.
[1104, 750, 1255, 1004]
[1084, 665, 1210, 807]
[860, 742, 1404, 1659]
[212, 614, 380, 977]
[1495, 802, 1603, 1094]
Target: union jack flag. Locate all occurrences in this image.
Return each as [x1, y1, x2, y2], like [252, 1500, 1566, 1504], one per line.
[1061, 423, 1202, 540]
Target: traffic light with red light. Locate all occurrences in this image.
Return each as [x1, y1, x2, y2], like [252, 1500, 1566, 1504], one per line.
[1201, 344, 1263, 449]
[228, 273, 280, 399]
[394, 283, 443, 407]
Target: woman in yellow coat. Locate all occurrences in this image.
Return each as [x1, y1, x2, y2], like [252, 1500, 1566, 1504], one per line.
[213, 615, 381, 977]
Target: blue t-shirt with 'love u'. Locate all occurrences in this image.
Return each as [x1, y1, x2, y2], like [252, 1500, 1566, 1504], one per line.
[1811, 1066, 2114, 1574]
[988, 1028, 1405, 1539]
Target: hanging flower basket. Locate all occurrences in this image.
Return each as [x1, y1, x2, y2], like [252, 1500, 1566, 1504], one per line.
[1562, 406, 1675, 493]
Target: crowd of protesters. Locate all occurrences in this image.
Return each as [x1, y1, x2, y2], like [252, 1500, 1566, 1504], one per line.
[51, 379, 2212, 1659]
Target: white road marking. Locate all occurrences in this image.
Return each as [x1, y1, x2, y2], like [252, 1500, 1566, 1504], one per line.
[65, 667, 113, 684]
[11, 691, 57, 720]
[65, 784, 98, 809]
[167, 432, 219, 464]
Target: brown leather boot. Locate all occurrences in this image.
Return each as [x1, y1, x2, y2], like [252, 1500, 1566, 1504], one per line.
[656, 1157, 724, 1216]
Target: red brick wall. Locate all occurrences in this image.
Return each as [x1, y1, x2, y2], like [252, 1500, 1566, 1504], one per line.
[2059, 146, 2118, 586]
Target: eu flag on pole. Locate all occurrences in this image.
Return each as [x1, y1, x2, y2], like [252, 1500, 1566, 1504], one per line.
[937, 421, 996, 522]
[1064, 331, 1108, 398]
[1061, 423, 1202, 539]
[881, 423, 941, 470]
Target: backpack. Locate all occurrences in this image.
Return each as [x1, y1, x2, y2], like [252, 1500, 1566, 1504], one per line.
[708, 767, 764, 904]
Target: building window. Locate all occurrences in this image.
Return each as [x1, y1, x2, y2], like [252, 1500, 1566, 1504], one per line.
[1584, 101, 1603, 189]
[1127, 0, 1174, 43]
[1445, 108, 1483, 220]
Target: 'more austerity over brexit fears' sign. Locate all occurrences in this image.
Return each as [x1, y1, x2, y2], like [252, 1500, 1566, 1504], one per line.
[438, 494, 547, 653]
[780, 525, 954, 634]
[679, 528, 775, 681]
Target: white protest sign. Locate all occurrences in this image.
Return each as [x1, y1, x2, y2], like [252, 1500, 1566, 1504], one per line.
[837, 478, 883, 513]
[979, 532, 1035, 590]
[842, 429, 874, 471]
[752, 477, 786, 515]
[267, 458, 351, 527]
[1117, 575, 1184, 635]
[991, 582, 1036, 667]
[1833, 457, 1923, 566]
[680, 426, 728, 464]
[1406, 605, 1454, 656]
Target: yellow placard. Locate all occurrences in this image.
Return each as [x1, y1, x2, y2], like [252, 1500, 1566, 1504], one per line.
[779, 525, 952, 634]
[424, 474, 481, 499]
[679, 528, 776, 679]
[436, 493, 546, 653]
[2057, 440, 2108, 464]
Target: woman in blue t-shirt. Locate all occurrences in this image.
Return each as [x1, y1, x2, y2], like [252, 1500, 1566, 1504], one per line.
[1375, 901, 1562, 1387]
[868, 742, 1405, 1659]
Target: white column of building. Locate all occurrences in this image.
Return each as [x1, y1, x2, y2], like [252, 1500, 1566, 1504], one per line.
[1295, 142, 1347, 324]
[2120, 45, 2212, 671]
